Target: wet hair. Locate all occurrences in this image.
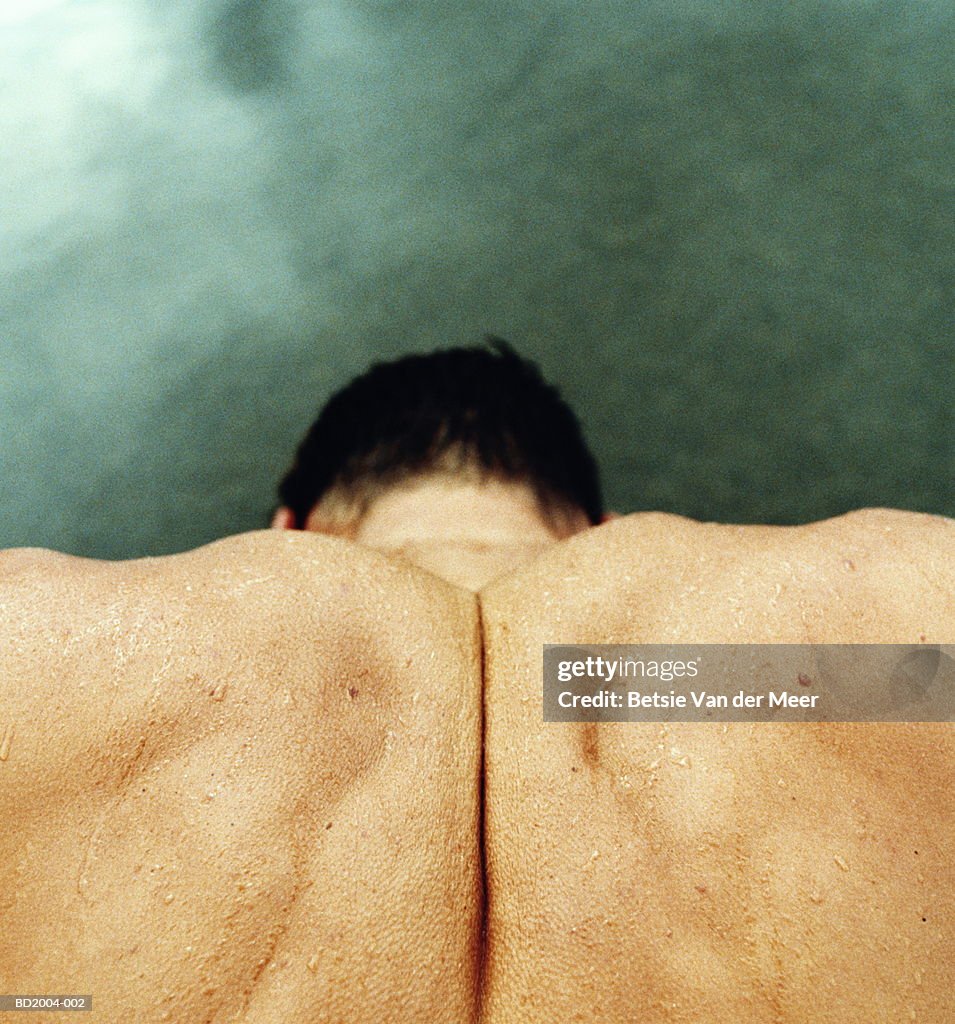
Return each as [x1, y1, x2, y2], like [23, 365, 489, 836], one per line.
[277, 337, 603, 530]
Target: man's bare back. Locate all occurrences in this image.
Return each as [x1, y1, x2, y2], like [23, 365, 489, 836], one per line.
[481, 509, 954, 1023]
[0, 532, 482, 1022]
[1, 509, 952, 1022]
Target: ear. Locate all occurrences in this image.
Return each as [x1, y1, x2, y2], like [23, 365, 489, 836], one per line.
[271, 506, 296, 529]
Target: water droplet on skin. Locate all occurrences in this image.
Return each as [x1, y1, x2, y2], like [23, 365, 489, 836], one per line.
[164, 893, 174, 904]
[833, 855, 849, 872]
[306, 955, 319, 972]
[209, 682, 228, 701]
[0, 725, 14, 762]
[809, 892, 824, 904]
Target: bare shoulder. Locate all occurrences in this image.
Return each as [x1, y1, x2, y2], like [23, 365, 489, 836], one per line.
[481, 508, 954, 643]
[0, 529, 475, 633]
[0, 538, 483, 1020]
[0, 530, 478, 755]
[480, 510, 955, 1022]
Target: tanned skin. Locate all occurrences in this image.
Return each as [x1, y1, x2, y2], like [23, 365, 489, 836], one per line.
[480, 508, 954, 1024]
[1, 488, 952, 1023]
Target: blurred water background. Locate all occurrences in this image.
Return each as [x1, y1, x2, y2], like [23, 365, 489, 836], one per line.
[1, 0, 952, 557]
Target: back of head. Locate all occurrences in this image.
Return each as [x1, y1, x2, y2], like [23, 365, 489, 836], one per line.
[278, 337, 603, 534]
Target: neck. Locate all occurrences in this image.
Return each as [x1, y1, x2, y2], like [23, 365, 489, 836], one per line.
[331, 477, 585, 590]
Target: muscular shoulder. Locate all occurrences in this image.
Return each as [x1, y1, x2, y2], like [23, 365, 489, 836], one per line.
[0, 531, 478, 778]
[0, 529, 475, 643]
[0, 529, 474, 627]
[0, 538, 483, 1020]
[480, 508, 954, 643]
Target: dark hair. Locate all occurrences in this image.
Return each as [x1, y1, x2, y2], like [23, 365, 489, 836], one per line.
[277, 337, 603, 528]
